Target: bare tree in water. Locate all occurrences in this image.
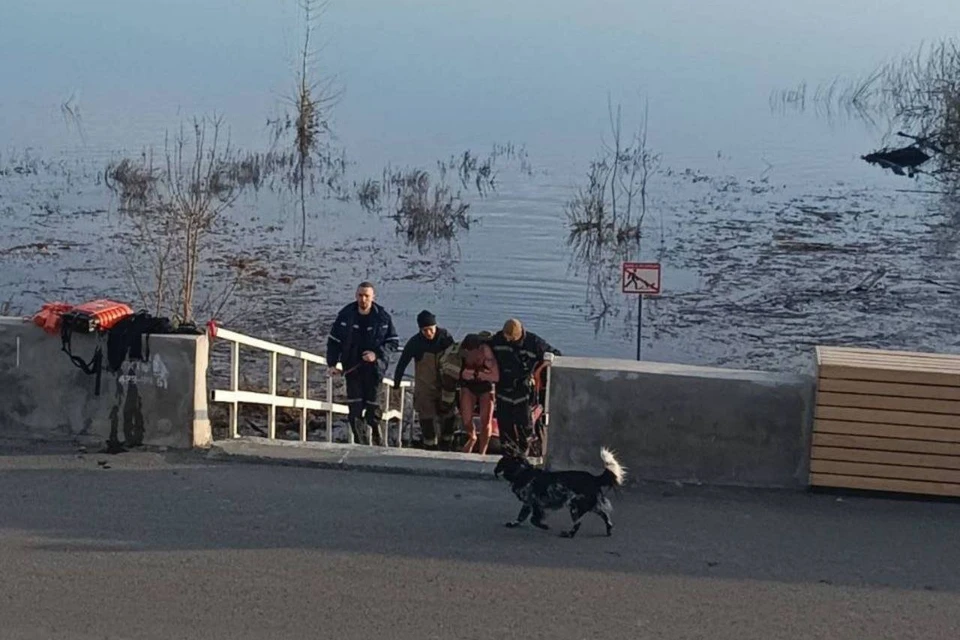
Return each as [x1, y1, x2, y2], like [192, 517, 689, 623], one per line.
[567, 96, 660, 258]
[269, 0, 343, 248]
[354, 167, 473, 255]
[352, 143, 532, 254]
[565, 97, 662, 332]
[106, 116, 256, 323]
[391, 169, 472, 254]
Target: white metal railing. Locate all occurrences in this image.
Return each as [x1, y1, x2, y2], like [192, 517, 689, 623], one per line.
[208, 326, 413, 446]
[542, 352, 554, 428]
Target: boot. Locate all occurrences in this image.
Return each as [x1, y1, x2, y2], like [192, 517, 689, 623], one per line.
[369, 420, 385, 447]
[420, 419, 438, 450]
[363, 403, 385, 447]
[438, 416, 457, 451]
[349, 418, 367, 445]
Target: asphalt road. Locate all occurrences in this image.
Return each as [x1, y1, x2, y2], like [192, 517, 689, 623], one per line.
[2, 444, 960, 640]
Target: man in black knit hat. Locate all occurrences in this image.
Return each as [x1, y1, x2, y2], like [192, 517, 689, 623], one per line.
[393, 310, 455, 450]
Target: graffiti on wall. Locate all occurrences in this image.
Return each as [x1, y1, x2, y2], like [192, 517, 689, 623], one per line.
[107, 354, 170, 452]
[117, 354, 169, 389]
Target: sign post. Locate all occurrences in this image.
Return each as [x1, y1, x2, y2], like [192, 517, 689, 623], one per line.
[621, 261, 662, 360]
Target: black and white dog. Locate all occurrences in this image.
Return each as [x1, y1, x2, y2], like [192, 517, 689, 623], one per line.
[493, 447, 626, 538]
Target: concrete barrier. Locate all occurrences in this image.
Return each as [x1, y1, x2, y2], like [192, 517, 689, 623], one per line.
[546, 357, 815, 489]
[0, 318, 210, 449]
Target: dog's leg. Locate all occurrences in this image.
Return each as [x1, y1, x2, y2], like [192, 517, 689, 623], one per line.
[594, 497, 614, 536]
[560, 503, 586, 539]
[505, 504, 531, 528]
[530, 504, 549, 530]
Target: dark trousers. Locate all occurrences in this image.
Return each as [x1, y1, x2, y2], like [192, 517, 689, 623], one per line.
[345, 365, 383, 445]
[496, 398, 531, 453]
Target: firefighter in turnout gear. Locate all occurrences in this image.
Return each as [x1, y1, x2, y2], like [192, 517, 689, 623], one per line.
[392, 310, 455, 450]
[490, 318, 560, 453]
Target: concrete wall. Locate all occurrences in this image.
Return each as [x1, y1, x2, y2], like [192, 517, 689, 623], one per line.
[546, 357, 815, 489]
[0, 318, 210, 449]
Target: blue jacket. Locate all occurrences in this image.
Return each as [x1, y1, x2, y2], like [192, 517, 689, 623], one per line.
[326, 302, 399, 377]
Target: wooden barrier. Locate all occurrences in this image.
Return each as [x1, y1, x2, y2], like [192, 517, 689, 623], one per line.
[811, 346, 960, 497]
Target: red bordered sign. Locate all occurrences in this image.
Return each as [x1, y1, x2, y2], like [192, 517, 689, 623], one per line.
[621, 262, 661, 295]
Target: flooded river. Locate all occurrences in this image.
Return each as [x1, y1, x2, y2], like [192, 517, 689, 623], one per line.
[2, 0, 959, 374]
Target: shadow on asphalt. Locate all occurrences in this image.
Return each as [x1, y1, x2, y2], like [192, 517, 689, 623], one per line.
[2, 451, 960, 594]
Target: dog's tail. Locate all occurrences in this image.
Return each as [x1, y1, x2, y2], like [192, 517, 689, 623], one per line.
[599, 447, 626, 487]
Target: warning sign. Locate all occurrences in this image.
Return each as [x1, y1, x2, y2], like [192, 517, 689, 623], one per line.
[622, 262, 661, 295]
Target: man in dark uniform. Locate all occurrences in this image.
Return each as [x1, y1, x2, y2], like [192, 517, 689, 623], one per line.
[392, 310, 455, 450]
[327, 281, 399, 445]
[490, 318, 561, 453]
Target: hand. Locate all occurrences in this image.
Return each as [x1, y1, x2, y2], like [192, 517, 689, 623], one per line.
[362, 351, 377, 363]
[330, 368, 342, 377]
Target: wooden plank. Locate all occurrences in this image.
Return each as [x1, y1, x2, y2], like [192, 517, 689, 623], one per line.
[814, 419, 960, 443]
[816, 391, 960, 415]
[823, 358, 960, 375]
[816, 349, 960, 373]
[813, 432, 960, 456]
[815, 406, 960, 429]
[819, 356, 960, 374]
[810, 459, 960, 484]
[810, 473, 960, 497]
[817, 378, 960, 401]
[818, 345, 960, 365]
[811, 446, 960, 470]
[821, 353, 960, 367]
[817, 364, 960, 387]
[828, 344, 960, 356]
[818, 348, 960, 364]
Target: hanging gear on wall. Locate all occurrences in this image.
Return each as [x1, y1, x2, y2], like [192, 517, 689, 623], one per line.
[32, 302, 75, 334]
[36, 297, 205, 397]
[59, 299, 134, 396]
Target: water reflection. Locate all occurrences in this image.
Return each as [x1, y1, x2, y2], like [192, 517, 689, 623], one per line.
[930, 195, 960, 257]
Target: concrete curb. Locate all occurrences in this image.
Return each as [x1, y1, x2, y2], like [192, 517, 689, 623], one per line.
[206, 437, 502, 481]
